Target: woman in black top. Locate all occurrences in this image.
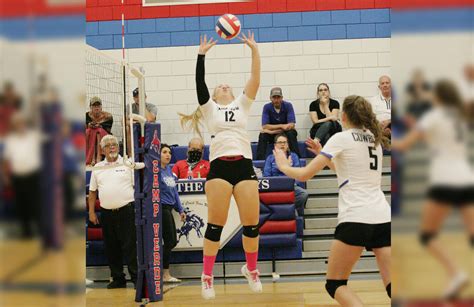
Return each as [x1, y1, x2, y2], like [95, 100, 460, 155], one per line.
[309, 83, 341, 145]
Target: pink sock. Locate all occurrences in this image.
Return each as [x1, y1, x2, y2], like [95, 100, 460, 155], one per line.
[245, 251, 258, 271]
[203, 255, 216, 276]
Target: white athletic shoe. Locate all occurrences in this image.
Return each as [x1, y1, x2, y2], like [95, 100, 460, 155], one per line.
[444, 271, 469, 299]
[241, 265, 263, 293]
[201, 274, 215, 300]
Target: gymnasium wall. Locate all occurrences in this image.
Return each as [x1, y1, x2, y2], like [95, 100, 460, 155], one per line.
[85, 0, 391, 146]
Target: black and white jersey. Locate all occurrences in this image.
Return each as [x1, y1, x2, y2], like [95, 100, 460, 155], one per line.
[200, 94, 253, 161]
[417, 107, 474, 186]
[320, 129, 391, 224]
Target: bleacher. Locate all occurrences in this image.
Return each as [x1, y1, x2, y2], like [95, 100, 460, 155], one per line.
[86, 140, 391, 279]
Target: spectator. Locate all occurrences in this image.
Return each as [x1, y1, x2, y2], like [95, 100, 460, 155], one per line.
[88, 135, 137, 289]
[131, 88, 157, 122]
[172, 137, 210, 179]
[159, 144, 186, 282]
[405, 69, 432, 127]
[263, 134, 308, 215]
[85, 96, 113, 166]
[308, 83, 342, 146]
[256, 87, 300, 160]
[369, 76, 392, 138]
[2, 112, 41, 238]
[0, 82, 22, 138]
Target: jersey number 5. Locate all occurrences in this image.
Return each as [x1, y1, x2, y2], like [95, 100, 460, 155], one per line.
[368, 146, 378, 170]
[225, 111, 235, 122]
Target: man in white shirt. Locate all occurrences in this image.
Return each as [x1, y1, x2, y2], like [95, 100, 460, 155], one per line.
[2, 112, 42, 238]
[370, 75, 392, 138]
[88, 134, 137, 289]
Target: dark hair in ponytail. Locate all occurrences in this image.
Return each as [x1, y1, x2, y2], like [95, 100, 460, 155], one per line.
[161, 143, 172, 154]
[433, 79, 464, 114]
[342, 95, 389, 148]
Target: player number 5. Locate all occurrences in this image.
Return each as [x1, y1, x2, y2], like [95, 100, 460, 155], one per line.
[368, 146, 378, 170]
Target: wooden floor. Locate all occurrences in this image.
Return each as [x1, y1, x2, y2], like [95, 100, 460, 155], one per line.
[0, 237, 85, 307]
[86, 279, 390, 306]
[393, 232, 474, 300]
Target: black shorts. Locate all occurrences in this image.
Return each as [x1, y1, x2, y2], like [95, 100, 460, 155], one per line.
[206, 157, 258, 186]
[334, 222, 391, 249]
[427, 185, 474, 207]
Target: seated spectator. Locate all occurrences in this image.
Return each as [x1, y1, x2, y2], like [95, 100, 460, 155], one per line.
[257, 87, 300, 160]
[0, 82, 22, 138]
[85, 96, 113, 166]
[369, 76, 392, 138]
[405, 69, 432, 127]
[263, 133, 308, 215]
[172, 137, 210, 179]
[309, 83, 342, 146]
[131, 88, 157, 122]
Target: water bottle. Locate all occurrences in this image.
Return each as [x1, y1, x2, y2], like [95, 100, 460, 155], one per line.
[187, 168, 193, 180]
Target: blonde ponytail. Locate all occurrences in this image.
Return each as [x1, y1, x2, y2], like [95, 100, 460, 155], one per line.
[177, 107, 204, 139]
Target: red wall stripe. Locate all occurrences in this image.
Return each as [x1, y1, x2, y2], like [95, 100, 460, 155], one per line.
[287, 0, 316, 12]
[1, 0, 84, 18]
[169, 4, 199, 17]
[227, 1, 259, 14]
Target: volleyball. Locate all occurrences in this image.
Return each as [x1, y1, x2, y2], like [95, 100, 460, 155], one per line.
[215, 14, 241, 40]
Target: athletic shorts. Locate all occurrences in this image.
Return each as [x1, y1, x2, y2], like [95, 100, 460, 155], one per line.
[334, 222, 391, 249]
[427, 185, 474, 207]
[206, 157, 258, 186]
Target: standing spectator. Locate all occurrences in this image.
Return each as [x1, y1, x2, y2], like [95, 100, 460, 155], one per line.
[85, 97, 113, 166]
[172, 137, 210, 179]
[88, 135, 137, 289]
[256, 87, 300, 160]
[2, 112, 41, 238]
[160, 144, 186, 282]
[369, 76, 392, 138]
[0, 82, 22, 138]
[309, 83, 342, 146]
[131, 88, 157, 122]
[263, 134, 308, 216]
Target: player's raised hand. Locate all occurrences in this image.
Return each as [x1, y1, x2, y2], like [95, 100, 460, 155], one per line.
[273, 148, 291, 170]
[238, 31, 258, 50]
[198, 35, 217, 55]
[305, 138, 322, 156]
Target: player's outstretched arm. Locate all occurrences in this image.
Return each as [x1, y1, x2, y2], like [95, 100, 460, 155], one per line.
[273, 148, 329, 182]
[239, 31, 260, 100]
[391, 129, 422, 152]
[196, 35, 216, 105]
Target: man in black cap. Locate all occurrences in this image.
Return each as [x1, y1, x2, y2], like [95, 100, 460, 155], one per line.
[256, 87, 300, 160]
[131, 88, 157, 122]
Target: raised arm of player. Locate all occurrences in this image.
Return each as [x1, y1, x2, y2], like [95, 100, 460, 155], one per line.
[196, 35, 216, 105]
[239, 31, 260, 100]
[273, 148, 330, 182]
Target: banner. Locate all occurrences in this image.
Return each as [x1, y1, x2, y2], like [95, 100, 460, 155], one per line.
[172, 194, 241, 251]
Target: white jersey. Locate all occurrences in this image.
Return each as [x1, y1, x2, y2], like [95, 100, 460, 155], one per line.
[417, 107, 474, 186]
[369, 93, 391, 122]
[200, 94, 253, 162]
[321, 129, 391, 224]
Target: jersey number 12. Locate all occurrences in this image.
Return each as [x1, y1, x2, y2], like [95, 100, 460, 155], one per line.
[368, 146, 378, 170]
[225, 111, 235, 122]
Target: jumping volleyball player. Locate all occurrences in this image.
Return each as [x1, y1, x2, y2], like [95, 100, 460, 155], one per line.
[392, 80, 474, 299]
[274, 96, 391, 306]
[179, 32, 261, 300]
